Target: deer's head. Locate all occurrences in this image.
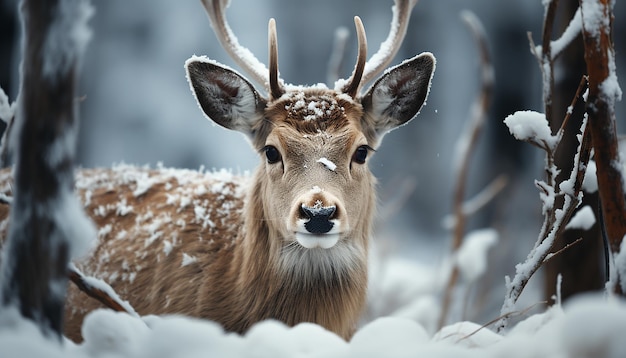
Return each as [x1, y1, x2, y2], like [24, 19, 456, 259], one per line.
[185, 0, 434, 262]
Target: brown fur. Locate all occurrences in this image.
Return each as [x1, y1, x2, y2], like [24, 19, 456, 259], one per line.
[0, 94, 373, 341]
[0, 41, 434, 341]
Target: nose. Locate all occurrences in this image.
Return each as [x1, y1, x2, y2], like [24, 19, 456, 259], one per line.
[299, 204, 336, 234]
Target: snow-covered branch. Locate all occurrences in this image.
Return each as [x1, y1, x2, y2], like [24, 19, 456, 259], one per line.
[497, 110, 591, 332]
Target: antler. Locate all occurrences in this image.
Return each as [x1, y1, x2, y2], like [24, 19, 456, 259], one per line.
[342, 17, 367, 98]
[268, 18, 285, 99]
[349, 0, 418, 94]
[201, 0, 276, 89]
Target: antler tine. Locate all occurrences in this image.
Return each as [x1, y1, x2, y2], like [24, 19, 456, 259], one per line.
[342, 17, 367, 98]
[361, 0, 418, 86]
[268, 18, 285, 99]
[200, 0, 269, 88]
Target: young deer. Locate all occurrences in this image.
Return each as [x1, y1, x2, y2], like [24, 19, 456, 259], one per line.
[0, 0, 435, 341]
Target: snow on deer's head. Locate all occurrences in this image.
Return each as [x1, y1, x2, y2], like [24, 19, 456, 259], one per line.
[185, 0, 434, 277]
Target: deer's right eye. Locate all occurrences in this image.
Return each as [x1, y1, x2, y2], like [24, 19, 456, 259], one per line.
[264, 145, 281, 164]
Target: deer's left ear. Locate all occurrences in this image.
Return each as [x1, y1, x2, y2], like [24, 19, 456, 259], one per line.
[361, 52, 435, 138]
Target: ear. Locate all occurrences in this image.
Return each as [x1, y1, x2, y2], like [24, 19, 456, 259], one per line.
[361, 52, 435, 137]
[185, 56, 266, 135]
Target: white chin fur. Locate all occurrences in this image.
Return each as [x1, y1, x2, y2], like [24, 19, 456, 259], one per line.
[295, 233, 340, 249]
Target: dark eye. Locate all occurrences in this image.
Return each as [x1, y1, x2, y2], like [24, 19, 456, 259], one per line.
[353, 145, 370, 164]
[264, 145, 281, 164]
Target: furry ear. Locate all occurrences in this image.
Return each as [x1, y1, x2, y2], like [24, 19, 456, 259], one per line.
[361, 52, 435, 138]
[185, 56, 266, 135]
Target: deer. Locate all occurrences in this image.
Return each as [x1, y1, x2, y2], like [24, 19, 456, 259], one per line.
[0, 0, 435, 342]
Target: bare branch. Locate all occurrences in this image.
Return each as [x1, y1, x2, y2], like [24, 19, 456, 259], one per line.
[543, 237, 584, 263]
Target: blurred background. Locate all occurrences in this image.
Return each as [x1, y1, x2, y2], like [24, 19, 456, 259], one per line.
[1, 0, 624, 327]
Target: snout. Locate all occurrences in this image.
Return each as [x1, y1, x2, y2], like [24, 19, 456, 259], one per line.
[290, 188, 346, 249]
[299, 204, 336, 234]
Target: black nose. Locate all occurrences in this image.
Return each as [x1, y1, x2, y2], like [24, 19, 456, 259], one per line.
[300, 205, 336, 234]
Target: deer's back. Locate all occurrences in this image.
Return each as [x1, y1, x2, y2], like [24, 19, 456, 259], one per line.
[0, 165, 248, 340]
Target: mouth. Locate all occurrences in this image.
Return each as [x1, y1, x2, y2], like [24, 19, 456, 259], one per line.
[294, 232, 340, 249]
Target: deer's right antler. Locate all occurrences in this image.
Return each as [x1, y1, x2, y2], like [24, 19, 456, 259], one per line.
[360, 0, 418, 86]
[200, 0, 275, 89]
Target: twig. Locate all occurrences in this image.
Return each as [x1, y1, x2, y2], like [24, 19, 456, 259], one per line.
[458, 301, 548, 342]
[543, 237, 584, 263]
[540, 0, 558, 126]
[68, 264, 138, 317]
[439, 10, 494, 329]
[553, 75, 589, 154]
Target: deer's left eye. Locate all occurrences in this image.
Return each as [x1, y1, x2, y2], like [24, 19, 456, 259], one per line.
[352, 145, 370, 164]
[264, 145, 281, 164]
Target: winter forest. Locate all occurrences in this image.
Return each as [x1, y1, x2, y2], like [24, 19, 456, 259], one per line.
[0, 0, 626, 356]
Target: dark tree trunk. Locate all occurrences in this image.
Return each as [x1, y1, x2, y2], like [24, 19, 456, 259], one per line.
[0, 0, 92, 339]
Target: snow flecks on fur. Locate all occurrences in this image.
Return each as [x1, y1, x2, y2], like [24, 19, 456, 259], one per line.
[317, 157, 337, 172]
[7, 164, 252, 288]
[283, 91, 346, 121]
[181, 253, 198, 267]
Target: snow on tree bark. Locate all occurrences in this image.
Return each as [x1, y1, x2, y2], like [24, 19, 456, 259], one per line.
[580, 0, 626, 295]
[0, 0, 95, 339]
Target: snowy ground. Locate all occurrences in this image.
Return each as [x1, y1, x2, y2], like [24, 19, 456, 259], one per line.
[1, 260, 625, 357]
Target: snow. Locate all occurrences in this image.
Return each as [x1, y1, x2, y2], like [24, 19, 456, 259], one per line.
[614, 238, 626, 293]
[52, 186, 97, 260]
[582, 160, 598, 192]
[181, 253, 198, 267]
[503, 110, 557, 149]
[317, 157, 337, 171]
[564, 205, 596, 230]
[535, 7, 582, 58]
[0, 87, 16, 123]
[599, 48, 623, 107]
[455, 229, 498, 282]
[3, 291, 626, 356]
[580, 0, 610, 39]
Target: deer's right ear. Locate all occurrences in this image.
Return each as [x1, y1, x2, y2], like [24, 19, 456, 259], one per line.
[185, 57, 266, 135]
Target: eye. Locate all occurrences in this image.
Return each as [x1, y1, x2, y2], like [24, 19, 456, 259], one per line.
[264, 145, 281, 164]
[352, 145, 370, 164]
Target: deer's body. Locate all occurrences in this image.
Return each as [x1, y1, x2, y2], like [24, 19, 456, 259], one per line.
[0, 0, 435, 342]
